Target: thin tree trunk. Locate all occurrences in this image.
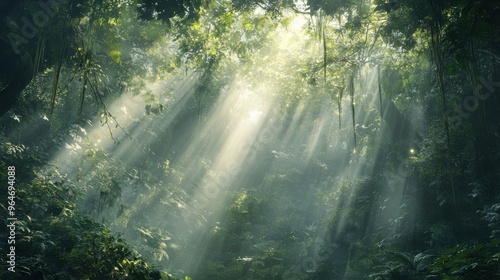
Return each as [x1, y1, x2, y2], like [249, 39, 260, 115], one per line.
[350, 73, 357, 151]
[50, 37, 67, 115]
[427, 0, 456, 207]
[377, 64, 383, 120]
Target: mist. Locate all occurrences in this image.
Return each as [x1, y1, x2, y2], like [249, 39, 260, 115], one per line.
[1, 1, 499, 280]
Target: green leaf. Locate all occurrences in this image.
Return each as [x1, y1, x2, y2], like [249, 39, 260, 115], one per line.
[110, 50, 122, 64]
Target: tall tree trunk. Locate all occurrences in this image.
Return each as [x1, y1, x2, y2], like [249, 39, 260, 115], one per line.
[427, 0, 456, 206]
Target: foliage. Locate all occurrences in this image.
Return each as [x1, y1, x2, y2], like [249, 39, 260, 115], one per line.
[1, 0, 500, 279]
[0, 142, 177, 279]
[430, 239, 500, 279]
[364, 249, 434, 280]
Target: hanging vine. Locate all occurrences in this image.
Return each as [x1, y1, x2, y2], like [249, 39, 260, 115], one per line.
[467, 0, 489, 137]
[377, 64, 383, 120]
[337, 83, 344, 129]
[350, 71, 357, 151]
[32, 32, 46, 79]
[50, 36, 67, 115]
[427, 0, 456, 206]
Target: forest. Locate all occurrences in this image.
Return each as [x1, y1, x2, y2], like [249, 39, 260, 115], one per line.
[1, 0, 499, 279]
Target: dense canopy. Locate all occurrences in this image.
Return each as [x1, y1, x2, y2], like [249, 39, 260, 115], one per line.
[1, 0, 500, 279]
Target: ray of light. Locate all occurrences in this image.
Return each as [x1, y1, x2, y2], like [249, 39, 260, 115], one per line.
[31, 9, 423, 278]
[50, 71, 197, 177]
[163, 14, 321, 273]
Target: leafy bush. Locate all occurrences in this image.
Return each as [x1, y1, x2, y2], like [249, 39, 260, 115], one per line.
[0, 154, 168, 279]
[429, 239, 500, 280]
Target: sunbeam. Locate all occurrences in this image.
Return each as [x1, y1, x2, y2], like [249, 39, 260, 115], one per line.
[2, 1, 498, 279]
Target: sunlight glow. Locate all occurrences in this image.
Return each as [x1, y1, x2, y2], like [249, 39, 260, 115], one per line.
[36, 11, 417, 278]
[163, 14, 320, 273]
[248, 109, 263, 122]
[50, 72, 197, 176]
[3, 0, 485, 278]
